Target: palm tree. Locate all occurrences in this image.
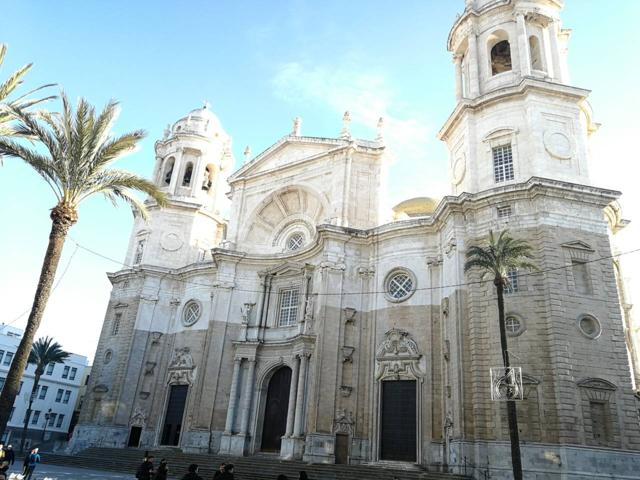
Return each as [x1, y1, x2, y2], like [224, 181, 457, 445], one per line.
[464, 230, 538, 480]
[0, 93, 167, 439]
[20, 337, 70, 452]
[0, 43, 55, 138]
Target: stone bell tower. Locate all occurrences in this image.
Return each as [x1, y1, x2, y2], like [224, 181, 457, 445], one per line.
[439, 0, 598, 195]
[124, 104, 233, 269]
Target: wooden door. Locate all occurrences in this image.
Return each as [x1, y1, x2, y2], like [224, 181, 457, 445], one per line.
[335, 433, 349, 464]
[261, 367, 292, 451]
[161, 385, 188, 446]
[380, 380, 416, 461]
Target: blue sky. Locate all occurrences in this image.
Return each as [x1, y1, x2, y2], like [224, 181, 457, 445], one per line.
[1, 0, 639, 358]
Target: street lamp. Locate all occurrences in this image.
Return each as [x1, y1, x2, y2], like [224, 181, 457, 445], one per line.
[41, 409, 52, 441]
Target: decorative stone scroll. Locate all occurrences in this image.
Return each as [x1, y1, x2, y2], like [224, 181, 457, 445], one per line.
[130, 407, 147, 427]
[167, 347, 195, 385]
[333, 409, 355, 435]
[375, 329, 424, 381]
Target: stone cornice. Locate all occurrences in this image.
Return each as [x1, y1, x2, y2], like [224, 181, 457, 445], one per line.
[438, 78, 592, 141]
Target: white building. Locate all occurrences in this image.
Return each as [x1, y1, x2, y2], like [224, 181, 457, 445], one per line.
[71, 1, 640, 478]
[0, 324, 89, 448]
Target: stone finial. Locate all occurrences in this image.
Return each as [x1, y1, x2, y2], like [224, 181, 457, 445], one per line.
[464, 0, 474, 10]
[341, 111, 351, 139]
[243, 145, 252, 163]
[292, 116, 301, 136]
[376, 117, 384, 142]
[203, 100, 211, 110]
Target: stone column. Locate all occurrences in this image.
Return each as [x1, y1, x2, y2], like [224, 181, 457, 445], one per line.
[293, 354, 309, 437]
[285, 356, 301, 437]
[516, 13, 531, 77]
[239, 358, 256, 435]
[454, 55, 463, 101]
[548, 21, 563, 83]
[467, 32, 480, 97]
[224, 357, 242, 434]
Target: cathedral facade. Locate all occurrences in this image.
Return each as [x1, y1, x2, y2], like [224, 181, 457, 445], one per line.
[70, 1, 640, 478]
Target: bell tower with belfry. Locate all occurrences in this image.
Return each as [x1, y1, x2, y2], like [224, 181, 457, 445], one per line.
[439, 0, 597, 195]
[124, 103, 233, 269]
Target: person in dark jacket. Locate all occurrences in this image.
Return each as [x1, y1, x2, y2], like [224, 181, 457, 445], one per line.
[298, 472, 309, 480]
[136, 454, 155, 480]
[181, 463, 203, 480]
[154, 459, 168, 480]
[23, 448, 40, 480]
[3, 446, 14, 467]
[219, 463, 235, 480]
[212, 462, 226, 479]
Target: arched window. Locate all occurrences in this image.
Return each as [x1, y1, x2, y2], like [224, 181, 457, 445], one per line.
[163, 157, 175, 186]
[202, 164, 215, 193]
[182, 162, 193, 187]
[491, 40, 512, 75]
[529, 36, 543, 71]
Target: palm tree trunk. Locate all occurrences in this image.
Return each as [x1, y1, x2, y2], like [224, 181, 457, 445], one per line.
[496, 282, 523, 480]
[0, 206, 74, 440]
[20, 372, 41, 453]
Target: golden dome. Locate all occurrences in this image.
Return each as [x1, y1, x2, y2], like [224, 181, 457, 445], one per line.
[392, 197, 439, 220]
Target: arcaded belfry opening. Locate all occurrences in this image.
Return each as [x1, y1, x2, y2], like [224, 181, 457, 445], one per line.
[489, 30, 512, 75]
[202, 163, 216, 194]
[182, 162, 193, 187]
[163, 156, 175, 185]
[529, 35, 543, 71]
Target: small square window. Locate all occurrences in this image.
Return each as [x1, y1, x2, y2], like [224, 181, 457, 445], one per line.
[493, 145, 514, 183]
[505, 269, 519, 294]
[63, 390, 71, 404]
[62, 366, 70, 379]
[497, 205, 512, 218]
[56, 388, 64, 402]
[70, 367, 77, 380]
[45, 363, 54, 375]
[56, 414, 65, 428]
[39, 386, 48, 400]
[31, 410, 40, 425]
[3, 352, 14, 366]
[572, 260, 592, 295]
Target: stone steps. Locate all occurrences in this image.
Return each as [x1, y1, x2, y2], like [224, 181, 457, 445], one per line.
[43, 447, 470, 480]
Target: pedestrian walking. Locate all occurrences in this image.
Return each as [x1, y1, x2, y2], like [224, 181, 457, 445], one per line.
[0, 443, 8, 480]
[213, 462, 226, 479]
[181, 463, 203, 480]
[219, 463, 235, 480]
[23, 447, 40, 480]
[4, 446, 14, 467]
[136, 454, 155, 480]
[154, 459, 168, 480]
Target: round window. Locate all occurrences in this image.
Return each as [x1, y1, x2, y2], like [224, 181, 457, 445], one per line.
[182, 300, 202, 327]
[104, 350, 113, 364]
[386, 270, 416, 302]
[578, 315, 601, 339]
[505, 315, 525, 337]
[286, 232, 305, 251]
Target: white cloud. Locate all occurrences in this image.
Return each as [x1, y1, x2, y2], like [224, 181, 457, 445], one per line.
[271, 62, 449, 209]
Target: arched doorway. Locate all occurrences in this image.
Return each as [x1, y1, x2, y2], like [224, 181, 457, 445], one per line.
[261, 366, 292, 452]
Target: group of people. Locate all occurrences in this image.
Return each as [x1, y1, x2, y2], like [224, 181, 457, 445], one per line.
[136, 454, 310, 480]
[0, 444, 40, 480]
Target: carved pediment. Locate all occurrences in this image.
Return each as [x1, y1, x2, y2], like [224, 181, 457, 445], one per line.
[375, 329, 424, 381]
[167, 347, 195, 385]
[577, 378, 617, 391]
[259, 261, 314, 278]
[229, 137, 347, 182]
[561, 241, 595, 253]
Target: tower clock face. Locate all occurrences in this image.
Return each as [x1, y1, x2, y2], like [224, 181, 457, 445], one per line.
[543, 130, 573, 159]
[453, 155, 466, 185]
[161, 231, 184, 251]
